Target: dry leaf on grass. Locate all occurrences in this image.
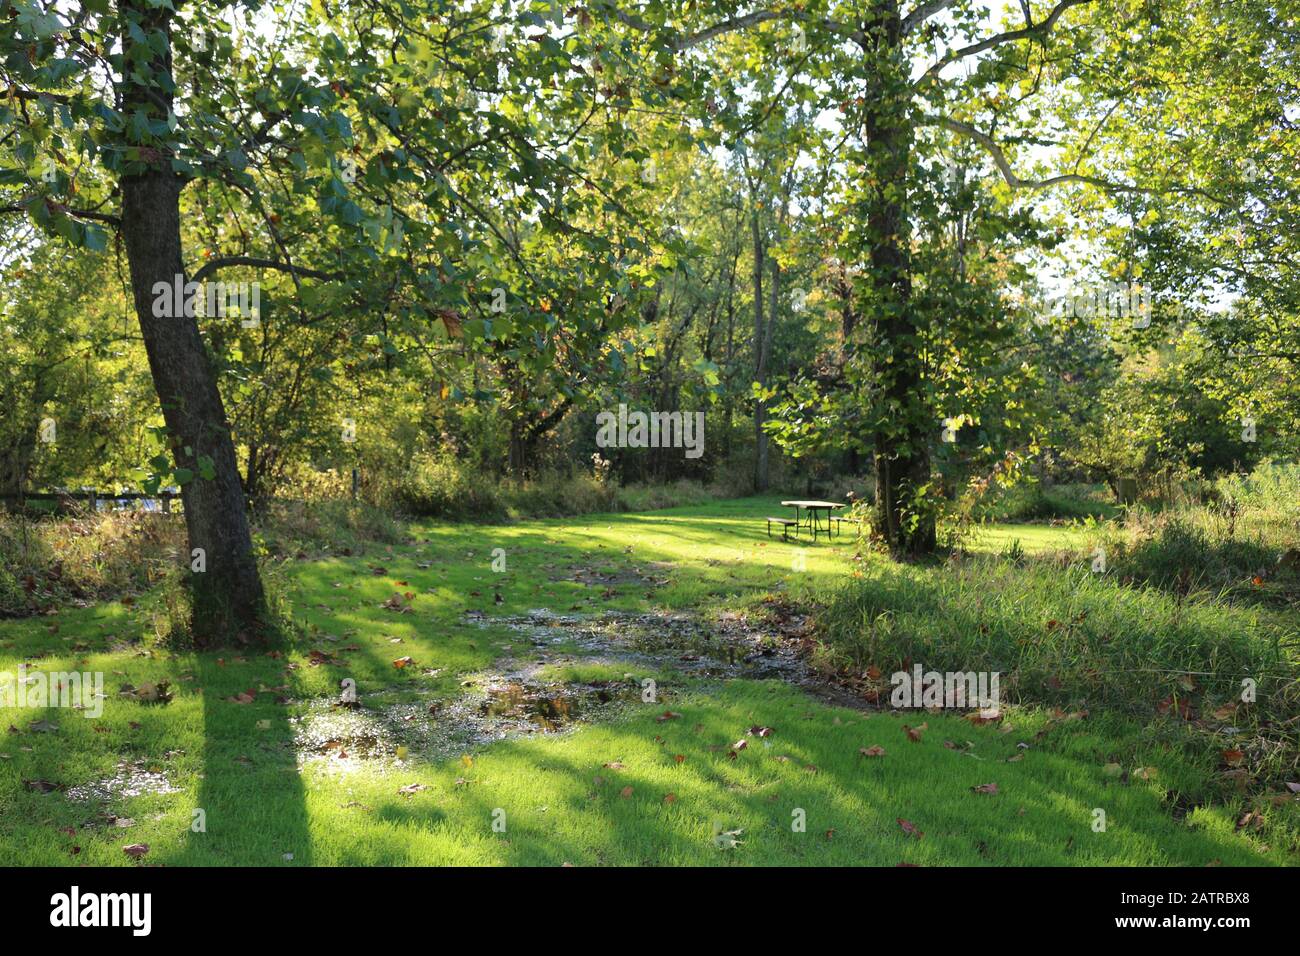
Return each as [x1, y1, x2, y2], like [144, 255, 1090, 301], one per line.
[897, 818, 924, 839]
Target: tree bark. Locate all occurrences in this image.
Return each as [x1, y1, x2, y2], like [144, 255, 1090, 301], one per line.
[723, 250, 738, 461]
[750, 196, 770, 492]
[865, 0, 936, 557]
[0, 424, 38, 499]
[119, 2, 265, 645]
[508, 419, 527, 477]
[507, 392, 573, 478]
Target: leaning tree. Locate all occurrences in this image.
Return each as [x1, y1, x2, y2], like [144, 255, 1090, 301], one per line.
[2, 0, 674, 644]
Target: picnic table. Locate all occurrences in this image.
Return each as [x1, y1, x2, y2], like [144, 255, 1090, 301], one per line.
[779, 500, 846, 542]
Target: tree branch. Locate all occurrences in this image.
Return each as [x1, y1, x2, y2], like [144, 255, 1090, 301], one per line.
[923, 114, 1227, 204]
[0, 199, 121, 227]
[901, 0, 958, 37]
[609, 6, 864, 51]
[525, 394, 575, 440]
[190, 256, 342, 284]
[915, 0, 1094, 88]
[6, 87, 72, 105]
[65, 207, 122, 227]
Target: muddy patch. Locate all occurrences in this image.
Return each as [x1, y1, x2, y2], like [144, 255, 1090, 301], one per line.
[292, 606, 825, 771]
[547, 561, 675, 588]
[484, 607, 811, 681]
[292, 671, 640, 771]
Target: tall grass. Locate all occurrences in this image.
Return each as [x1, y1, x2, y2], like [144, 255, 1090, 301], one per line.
[381, 450, 729, 521]
[0, 498, 408, 617]
[1090, 462, 1300, 605]
[816, 559, 1297, 723]
[969, 481, 1120, 523]
[815, 463, 1300, 807]
[253, 498, 406, 556]
[0, 510, 184, 617]
[1216, 460, 1300, 512]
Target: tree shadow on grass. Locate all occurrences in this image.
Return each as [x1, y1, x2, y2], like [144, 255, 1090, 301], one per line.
[822, 554, 1296, 720]
[342, 688, 1277, 866]
[1107, 531, 1295, 609]
[170, 652, 314, 865]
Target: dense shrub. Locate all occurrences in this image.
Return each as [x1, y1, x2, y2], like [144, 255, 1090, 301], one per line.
[378, 447, 732, 521]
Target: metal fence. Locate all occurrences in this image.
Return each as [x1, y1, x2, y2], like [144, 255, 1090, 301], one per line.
[1, 470, 360, 513]
[0, 490, 183, 513]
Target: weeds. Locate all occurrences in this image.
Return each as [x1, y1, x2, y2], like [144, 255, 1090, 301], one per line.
[0, 509, 184, 617]
[815, 471, 1300, 851]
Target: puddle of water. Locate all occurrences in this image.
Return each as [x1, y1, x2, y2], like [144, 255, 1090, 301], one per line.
[557, 561, 674, 587]
[292, 672, 638, 772]
[66, 760, 180, 802]
[479, 678, 621, 727]
[293, 607, 817, 772]
[480, 608, 809, 681]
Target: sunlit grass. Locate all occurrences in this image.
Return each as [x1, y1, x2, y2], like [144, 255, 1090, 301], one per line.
[0, 497, 1292, 866]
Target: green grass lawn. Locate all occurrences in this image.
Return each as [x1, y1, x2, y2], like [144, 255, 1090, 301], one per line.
[966, 521, 1095, 555]
[0, 497, 1293, 865]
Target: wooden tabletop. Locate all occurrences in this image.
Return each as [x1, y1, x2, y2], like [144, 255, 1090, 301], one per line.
[780, 500, 846, 509]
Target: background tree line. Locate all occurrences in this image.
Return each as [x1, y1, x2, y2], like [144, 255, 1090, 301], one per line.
[3, 0, 1295, 644]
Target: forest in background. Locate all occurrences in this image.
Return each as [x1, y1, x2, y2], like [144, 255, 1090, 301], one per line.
[2, 0, 1297, 642]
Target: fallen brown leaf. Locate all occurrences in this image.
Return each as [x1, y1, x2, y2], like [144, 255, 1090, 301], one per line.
[897, 818, 924, 839]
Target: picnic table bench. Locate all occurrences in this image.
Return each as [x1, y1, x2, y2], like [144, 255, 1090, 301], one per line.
[766, 516, 798, 540]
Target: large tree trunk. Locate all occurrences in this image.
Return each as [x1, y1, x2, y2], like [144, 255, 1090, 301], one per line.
[0, 430, 37, 499]
[508, 419, 529, 477]
[244, 442, 261, 500]
[759, 248, 781, 490]
[865, 0, 935, 557]
[722, 244, 738, 461]
[507, 393, 573, 479]
[750, 202, 770, 493]
[119, 3, 265, 646]
[1, 368, 50, 498]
